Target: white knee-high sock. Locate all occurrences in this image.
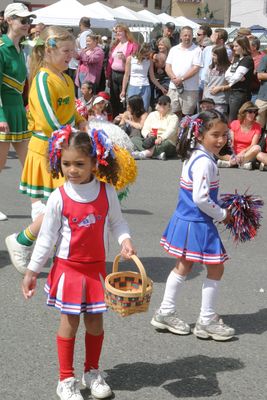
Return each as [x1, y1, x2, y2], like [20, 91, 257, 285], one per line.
[159, 271, 186, 313]
[200, 278, 220, 324]
[31, 201, 46, 221]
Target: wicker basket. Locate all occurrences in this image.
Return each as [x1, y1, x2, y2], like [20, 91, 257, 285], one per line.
[104, 254, 153, 317]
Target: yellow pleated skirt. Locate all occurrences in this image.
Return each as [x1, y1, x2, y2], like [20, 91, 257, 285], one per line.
[19, 133, 65, 199]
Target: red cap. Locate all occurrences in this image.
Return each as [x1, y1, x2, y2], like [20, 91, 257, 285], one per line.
[97, 91, 110, 101]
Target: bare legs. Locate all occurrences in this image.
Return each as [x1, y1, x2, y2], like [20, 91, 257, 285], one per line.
[0, 141, 29, 171]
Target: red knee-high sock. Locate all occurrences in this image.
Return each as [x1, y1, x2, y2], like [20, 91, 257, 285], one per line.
[84, 331, 104, 372]
[57, 335, 75, 381]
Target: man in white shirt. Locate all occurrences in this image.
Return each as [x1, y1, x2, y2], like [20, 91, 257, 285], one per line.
[166, 26, 203, 118]
[77, 17, 93, 49]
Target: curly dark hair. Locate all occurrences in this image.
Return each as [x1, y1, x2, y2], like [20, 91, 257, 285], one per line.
[50, 131, 120, 187]
[176, 110, 228, 161]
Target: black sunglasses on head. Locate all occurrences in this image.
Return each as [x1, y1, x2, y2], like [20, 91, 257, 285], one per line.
[12, 16, 33, 25]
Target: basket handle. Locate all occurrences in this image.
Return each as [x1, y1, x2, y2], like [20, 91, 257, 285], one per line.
[112, 254, 148, 297]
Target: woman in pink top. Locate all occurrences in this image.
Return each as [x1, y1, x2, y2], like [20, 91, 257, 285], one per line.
[106, 24, 138, 117]
[229, 101, 261, 169]
[75, 34, 104, 94]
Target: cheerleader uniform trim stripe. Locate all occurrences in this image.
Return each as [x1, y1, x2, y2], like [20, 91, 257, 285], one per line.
[2, 73, 25, 94]
[45, 284, 107, 314]
[0, 131, 32, 141]
[160, 237, 229, 264]
[19, 182, 54, 198]
[36, 71, 61, 131]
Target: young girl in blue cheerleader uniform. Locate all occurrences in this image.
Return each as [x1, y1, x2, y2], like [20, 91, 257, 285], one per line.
[151, 110, 235, 341]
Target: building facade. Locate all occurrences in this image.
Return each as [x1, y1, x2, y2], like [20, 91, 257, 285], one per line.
[171, 0, 225, 23]
[231, 0, 267, 27]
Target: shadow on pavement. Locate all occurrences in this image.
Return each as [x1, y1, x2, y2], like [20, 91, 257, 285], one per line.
[7, 151, 18, 159]
[6, 214, 31, 219]
[106, 258, 204, 283]
[0, 250, 10, 269]
[106, 355, 244, 397]
[122, 209, 153, 215]
[224, 308, 267, 335]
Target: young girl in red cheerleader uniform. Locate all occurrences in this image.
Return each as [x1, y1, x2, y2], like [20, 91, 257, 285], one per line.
[22, 126, 136, 400]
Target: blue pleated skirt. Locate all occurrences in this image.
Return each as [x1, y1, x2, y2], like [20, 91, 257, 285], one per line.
[160, 213, 228, 265]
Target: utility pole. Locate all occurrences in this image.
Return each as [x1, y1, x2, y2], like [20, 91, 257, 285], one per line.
[224, 0, 231, 27]
[169, 0, 172, 16]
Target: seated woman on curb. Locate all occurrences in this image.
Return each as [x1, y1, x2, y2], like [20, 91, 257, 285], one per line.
[113, 95, 148, 138]
[217, 101, 261, 169]
[131, 95, 178, 160]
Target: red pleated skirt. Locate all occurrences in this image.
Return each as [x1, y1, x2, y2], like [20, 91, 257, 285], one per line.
[44, 257, 107, 315]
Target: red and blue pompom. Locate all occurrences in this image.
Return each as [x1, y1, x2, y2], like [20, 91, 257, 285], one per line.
[220, 191, 264, 243]
[75, 99, 88, 119]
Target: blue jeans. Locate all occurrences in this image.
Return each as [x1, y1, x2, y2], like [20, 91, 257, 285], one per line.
[127, 85, 151, 111]
[251, 93, 258, 105]
[229, 90, 249, 122]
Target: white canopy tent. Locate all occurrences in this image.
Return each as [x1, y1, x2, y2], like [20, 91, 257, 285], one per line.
[157, 13, 181, 26]
[33, 0, 115, 28]
[175, 16, 200, 29]
[84, 2, 117, 23]
[112, 6, 153, 26]
[84, 2, 137, 26]
[137, 10, 161, 24]
[113, 6, 154, 27]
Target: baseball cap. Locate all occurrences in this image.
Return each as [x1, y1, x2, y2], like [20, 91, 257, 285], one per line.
[4, 3, 36, 19]
[102, 36, 108, 41]
[165, 22, 175, 31]
[199, 98, 215, 105]
[97, 91, 110, 101]
[93, 96, 107, 106]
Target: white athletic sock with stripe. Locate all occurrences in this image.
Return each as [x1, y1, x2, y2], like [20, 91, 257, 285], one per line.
[159, 271, 186, 314]
[200, 278, 220, 324]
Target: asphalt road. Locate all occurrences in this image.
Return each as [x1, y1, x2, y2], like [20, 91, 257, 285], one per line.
[1, 151, 267, 400]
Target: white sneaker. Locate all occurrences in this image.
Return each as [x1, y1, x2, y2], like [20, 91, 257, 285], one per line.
[5, 233, 32, 275]
[240, 162, 252, 170]
[82, 369, 112, 399]
[0, 211, 8, 221]
[259, 162, 267, 171]
[57, 377, 83, 400]
[132, 151, 147, 160]
[156, 152, 167, 161]
[193, 314, 235, 341]
[217, 159, 230, 168]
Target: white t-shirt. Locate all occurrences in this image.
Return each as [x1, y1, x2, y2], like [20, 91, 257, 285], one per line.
[78, 29, 93, 49]
[166, 43, 203, 91]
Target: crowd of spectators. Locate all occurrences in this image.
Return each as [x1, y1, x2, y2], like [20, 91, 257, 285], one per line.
[2, 11, 267, 170]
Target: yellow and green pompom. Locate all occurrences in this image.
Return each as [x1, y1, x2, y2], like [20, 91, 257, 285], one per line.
[96, 146, 137, 191]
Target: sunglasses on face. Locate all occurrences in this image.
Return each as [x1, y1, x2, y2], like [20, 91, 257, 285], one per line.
[197, 33, 204, 36]
[158, 102, 169, 106]
[12, 16, 33, 25]
[246, 109, 258, 115]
